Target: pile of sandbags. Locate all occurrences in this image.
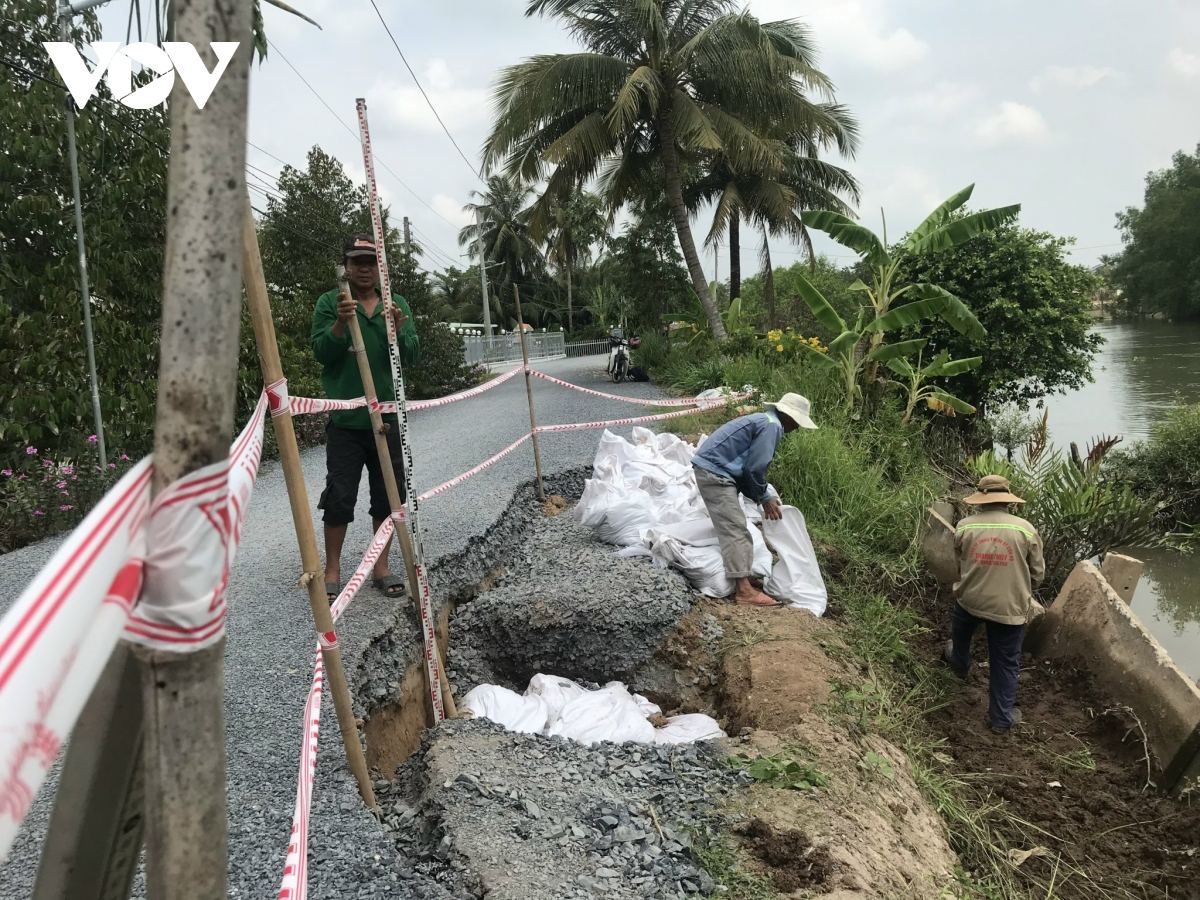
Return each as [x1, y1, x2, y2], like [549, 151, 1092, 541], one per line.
[462, 674, 725, 746]
[575, 428, 827, 615]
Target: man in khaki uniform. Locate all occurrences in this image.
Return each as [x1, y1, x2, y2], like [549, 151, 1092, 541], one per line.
[943, 475, 1045, 733]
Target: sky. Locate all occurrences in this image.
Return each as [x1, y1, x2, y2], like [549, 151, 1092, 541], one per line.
[91, 0, 1200, 282]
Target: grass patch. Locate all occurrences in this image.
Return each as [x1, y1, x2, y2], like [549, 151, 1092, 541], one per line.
[729, 750, 830, 792]
[693, 830, 776, 900]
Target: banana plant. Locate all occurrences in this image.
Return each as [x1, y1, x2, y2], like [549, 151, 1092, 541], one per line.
[799, 184, 1018, 383]
[881, 343, 981, 426]
[792, 270, 971, 408]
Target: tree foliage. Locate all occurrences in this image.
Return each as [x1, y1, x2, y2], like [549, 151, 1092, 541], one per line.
[486, 0, 855, 341]
[0, 0, 168, 469]
[1108, 144, 1200, 321]
[896, 220, 1103, 410]
[600, 199, 692, 333]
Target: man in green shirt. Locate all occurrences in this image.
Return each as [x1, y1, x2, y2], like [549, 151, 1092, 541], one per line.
[311, 234, 420, 601]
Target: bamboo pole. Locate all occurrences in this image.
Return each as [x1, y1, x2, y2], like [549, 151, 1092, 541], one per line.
[241, 200, 377, 812]
[337, 271, 457, 719]
[513, 285, 546, 501]
[131, 9, 252, 897]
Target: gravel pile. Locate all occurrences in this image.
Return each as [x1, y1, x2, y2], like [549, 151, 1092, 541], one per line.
[447, 511, 695, 693]
[379, 718, 743, 899]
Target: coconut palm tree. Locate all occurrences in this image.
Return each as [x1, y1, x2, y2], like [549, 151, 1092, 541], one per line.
[484, 0, 845, 342]
[541, 192, 606, 332]
[689, 125, 861, 313]
[459, 174, 543, 326]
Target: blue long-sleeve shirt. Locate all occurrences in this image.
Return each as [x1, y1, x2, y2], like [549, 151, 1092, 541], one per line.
[691, 412, 783, 503]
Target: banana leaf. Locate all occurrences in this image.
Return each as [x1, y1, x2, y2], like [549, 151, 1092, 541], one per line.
[827, 329, 861, 359]
[928, 387, 976, 414]
[794, 270, 848, 335]
[902, 185, 975, 251]
[867, 339, 927, 362]
[797, 341, 841, 372]
[865, 297, 949, 333]
[908, 204, 1022, 255]
[799, 211, 890, 267]
[927, 355, 982, 377]
[906, 284, 987, 340]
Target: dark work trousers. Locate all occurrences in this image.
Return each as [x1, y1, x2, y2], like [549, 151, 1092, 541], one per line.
[949, 602, 1025, 730]
[319, 422, 406, 526]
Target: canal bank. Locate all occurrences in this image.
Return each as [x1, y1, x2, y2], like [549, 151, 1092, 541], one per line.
[1041, 320, 1200, 679]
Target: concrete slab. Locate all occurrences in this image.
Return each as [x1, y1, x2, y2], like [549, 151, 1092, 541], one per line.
[1100, 552, 1143, 604]
[1030, 561, 1200, 792]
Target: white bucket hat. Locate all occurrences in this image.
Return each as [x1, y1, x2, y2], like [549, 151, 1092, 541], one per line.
[765, 393, 818, 430]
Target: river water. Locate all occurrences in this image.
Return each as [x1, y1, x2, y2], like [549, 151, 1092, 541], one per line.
[1040, 321, 1200, 678]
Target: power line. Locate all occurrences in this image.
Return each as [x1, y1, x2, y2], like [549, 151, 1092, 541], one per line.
[365, 0, 483, 183]
[263, 36, 463, 231]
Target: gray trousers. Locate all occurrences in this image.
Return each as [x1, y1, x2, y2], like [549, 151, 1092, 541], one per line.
[693, 464, 754, 579]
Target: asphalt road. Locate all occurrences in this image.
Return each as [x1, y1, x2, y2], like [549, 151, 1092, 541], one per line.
[0, 354, 676, 899]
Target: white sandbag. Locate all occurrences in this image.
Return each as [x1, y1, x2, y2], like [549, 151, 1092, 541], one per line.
[653, 714, 727, 745]
[762, 506, 828, 615]
[655, 432, 695, 467]
[462, 685, 549, 735]
[524, 674, 589, 722]
[646, 518, 772, 597]
[592, 491, 657, 547]
[574, 477, 627, 527]
[548, 682, 656, 745]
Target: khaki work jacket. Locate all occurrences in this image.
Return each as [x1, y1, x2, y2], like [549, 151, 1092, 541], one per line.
[953, 509, 1046, 625]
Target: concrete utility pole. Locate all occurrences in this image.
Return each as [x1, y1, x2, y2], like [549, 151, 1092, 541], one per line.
[58, 0, 108, 469]
[402, 215, 412, 261]
[132, 2, 252, 898]
[476, 208, 491, 335]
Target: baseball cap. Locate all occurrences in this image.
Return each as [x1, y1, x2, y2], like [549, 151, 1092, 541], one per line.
[343, 234, 377, 259]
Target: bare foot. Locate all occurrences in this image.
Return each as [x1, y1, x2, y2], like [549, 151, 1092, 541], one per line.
[736, 592, 780, 607]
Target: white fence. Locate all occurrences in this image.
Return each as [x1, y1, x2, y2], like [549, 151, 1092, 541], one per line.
[460, 333, 612, 369]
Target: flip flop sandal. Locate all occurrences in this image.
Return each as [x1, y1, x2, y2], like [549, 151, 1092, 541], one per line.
[374, 574, 406, 598]
[736, 592, 780, 608]
[325, 582, 341, 604]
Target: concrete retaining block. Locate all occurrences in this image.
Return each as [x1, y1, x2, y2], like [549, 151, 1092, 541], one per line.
[1100, 552, 1143, 604]
[1030, 560, 1200, 792]
[921, 505, 958, 586]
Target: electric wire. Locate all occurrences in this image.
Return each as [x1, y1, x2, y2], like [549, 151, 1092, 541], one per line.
[365, 0, 484, 182]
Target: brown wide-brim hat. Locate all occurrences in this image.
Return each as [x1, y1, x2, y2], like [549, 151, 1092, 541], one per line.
[964, 474, 1025, 505]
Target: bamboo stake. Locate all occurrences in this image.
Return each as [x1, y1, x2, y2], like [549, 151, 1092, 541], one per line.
[132, 6, 251, 896]
[514, 285, 546, 501]
[337, 271, 457, 719]
[241, 200, 377, 812]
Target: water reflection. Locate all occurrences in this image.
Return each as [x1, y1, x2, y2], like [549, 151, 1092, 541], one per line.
[1040, 322, 1200, 678]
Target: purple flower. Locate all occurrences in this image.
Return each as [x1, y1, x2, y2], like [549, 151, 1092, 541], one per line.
[25, 446, 36, 455]
[61, 491, 69, 496]
[88, 435, 98, 443]
[62, 466, 74, 475]
[56, 481, 67, 489]
[59, 505, 73, 511]
[18, 475, 26, 481]
[120, 454, 129, 461]
[109, 463, 116, 469]
[42, 459, 53, 467]
[1, 469, 10, 477]
[33, 510, 43, 516]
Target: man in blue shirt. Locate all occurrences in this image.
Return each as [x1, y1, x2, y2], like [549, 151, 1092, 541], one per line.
[692, 393, 818, 606]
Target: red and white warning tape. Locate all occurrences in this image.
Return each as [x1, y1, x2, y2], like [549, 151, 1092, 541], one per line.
[533, 402, 726, 434]
[284, 365, 524, 417]
[278, 517, 393, 900]
[0, 394, 268, 861]
[524, 369, 735, 407]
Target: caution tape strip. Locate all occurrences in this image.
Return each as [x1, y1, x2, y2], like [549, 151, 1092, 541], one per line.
[0, 394, 268, 862]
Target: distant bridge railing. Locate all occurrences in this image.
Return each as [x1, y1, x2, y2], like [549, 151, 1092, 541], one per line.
[457, 331, 612, 369]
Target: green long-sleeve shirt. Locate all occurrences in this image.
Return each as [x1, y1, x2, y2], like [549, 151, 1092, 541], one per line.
[310, 287, 420, 430]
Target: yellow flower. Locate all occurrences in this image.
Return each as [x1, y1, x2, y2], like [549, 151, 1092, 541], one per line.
[776, 344, 784, 352]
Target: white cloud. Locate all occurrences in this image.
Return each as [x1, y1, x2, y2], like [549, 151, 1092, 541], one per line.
[1167, 48, 1200, 79]
[888, 82, 982, 121]
[1030, 65, 1118, 92]
[974, 102, 1049, 146]
[874, 167, 946, 223]
[375, 58, 489, 136]
[750, 0, 927, 70]
[431, 193, 473, 229]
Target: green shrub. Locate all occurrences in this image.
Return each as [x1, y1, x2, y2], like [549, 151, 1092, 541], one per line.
[1107, 403, 1200, 529]
[631, 331, 670, 372]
